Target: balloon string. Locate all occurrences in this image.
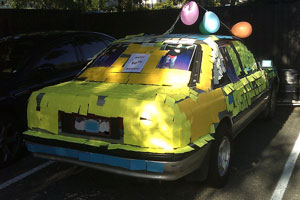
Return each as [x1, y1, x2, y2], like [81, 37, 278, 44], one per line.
[163, 0, 232, 35]
[163, 0, 190, 35]
[220, 21, 231, 32]
[196, 2, 208, 12]
[163, 13, 181, 35]
[195, 1, 232, 33]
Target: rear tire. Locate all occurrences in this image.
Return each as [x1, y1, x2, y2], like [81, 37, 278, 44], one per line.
[208, 123, 233, 188]
[0, 119, 23, 168]
[263, 86, 277, 119]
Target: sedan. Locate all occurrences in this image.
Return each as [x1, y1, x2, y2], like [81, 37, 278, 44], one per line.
[23, 34, 278, 187]
[0, 31, 115, 166]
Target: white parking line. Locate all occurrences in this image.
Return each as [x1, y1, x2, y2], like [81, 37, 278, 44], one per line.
[0, 160, 54, 191]
[271, 132, 300, 200]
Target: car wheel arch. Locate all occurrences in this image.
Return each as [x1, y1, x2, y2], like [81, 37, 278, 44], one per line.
[208, 117, 234, 188]
[215, 116, 233, 137]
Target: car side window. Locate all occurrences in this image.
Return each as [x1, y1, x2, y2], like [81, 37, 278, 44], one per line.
[76, 35, 107, 62]
[225, 44, 244, 77]
[232, 41, 258, 74]
[213, 47, 231, 87]
[37, 40, 79, 71]
[219, 46, 240, 83]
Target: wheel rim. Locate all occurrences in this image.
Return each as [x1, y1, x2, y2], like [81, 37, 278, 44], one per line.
[217, 136, 231, 177]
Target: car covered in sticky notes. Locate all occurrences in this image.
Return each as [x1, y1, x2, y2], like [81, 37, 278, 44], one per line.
[23, 34, 278, 187]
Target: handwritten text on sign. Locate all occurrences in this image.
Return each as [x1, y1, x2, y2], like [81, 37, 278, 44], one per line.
[123, 54, 150, 73]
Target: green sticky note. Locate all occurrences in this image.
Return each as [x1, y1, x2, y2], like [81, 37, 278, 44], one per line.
[210, 124, 215, 133]
[223, 86, 232, 95]
[194, 139, 208, 148]
[174, 146, 194, 154]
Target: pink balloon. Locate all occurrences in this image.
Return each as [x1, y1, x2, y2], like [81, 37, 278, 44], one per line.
[180, 1, 199, 26]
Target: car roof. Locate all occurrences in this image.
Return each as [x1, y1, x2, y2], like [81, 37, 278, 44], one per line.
[115, 33, 237, 45]
[0, 31, 115, 44]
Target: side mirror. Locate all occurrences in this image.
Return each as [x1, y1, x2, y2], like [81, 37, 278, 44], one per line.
[261, 60, 273, 68]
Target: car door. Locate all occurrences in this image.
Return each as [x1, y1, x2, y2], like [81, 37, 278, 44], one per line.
[231, 40, 269, 102]
[231, 40, 269, 121]
[218, 40, 269, 137]
[217, 40, 253, 137]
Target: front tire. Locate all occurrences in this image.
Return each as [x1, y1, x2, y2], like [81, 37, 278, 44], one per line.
[208, 123, 233, 188]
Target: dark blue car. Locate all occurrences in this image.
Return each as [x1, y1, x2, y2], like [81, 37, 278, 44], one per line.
[0, 31, 115, 166]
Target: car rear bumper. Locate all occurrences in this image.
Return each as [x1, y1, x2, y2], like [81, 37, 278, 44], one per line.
[25, 138, 212, 181]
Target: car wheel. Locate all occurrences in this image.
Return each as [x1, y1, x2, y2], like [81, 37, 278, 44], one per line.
[0, 119, 22, 167]
[208, 122, 233, 188]
[263, 86, 277, 119]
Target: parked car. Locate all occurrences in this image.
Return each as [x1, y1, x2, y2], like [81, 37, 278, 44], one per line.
[0, 31, 115, 166]
[23, 34, 278, 187]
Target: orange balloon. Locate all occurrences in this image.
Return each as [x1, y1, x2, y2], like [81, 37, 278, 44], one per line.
[231, 21, 252, 38]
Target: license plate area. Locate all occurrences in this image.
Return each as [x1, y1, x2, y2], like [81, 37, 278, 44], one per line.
[59, 112, 122, 139]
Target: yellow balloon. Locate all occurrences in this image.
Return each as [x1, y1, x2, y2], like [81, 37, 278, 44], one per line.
[231, 21, 252, 38]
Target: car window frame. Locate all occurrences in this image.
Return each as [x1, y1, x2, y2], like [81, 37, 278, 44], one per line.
[212, 48, 232, 89]
[34, 36, 80, 72]
[217, 40, 248, 78]
[188, 44, 202, 87]
[228, 42, 247, 78]
[216, 42, 241, 83]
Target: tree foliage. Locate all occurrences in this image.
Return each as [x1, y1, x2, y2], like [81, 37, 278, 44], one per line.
[6, 0, 298, 11]
[118, 0, 144, 11]
[7, 0, 104, 10]
[153, 0, 175, 9]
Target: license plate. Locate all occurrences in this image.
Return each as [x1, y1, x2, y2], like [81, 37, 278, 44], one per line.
[74, 117, 110, 135]
[59, 111, 121, 139]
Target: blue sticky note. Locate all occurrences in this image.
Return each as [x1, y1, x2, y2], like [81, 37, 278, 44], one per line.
[228, 94, 234, 104]
[102, 155, 130, 169]
[78, 151, 91, 162]
[90, 153, 104, 164]
[130, 160, 146, 170]
[147, 161, 164, 173]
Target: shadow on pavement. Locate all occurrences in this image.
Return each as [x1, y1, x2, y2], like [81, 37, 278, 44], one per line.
[232, 106, 295, 172]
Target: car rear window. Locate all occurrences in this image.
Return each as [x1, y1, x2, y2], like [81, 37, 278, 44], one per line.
[79, 42, 196, 86]
[156, 44, 195, 71]
[92, 43, 128, 67]
[92, 43, 195, 71]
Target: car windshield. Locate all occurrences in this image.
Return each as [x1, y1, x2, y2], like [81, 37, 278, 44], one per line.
[0, 38, 36, 77]
[78, 42, 196, 86]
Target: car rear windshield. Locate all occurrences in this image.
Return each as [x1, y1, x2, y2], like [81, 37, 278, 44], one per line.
[78, 42, 196, 86]
[0, 39, 36, 76]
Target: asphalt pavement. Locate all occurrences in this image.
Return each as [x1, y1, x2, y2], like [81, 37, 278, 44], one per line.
[0, 106, 299, 200]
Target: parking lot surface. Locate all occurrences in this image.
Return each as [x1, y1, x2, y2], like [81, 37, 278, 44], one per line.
[0, 106, 299, 200]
